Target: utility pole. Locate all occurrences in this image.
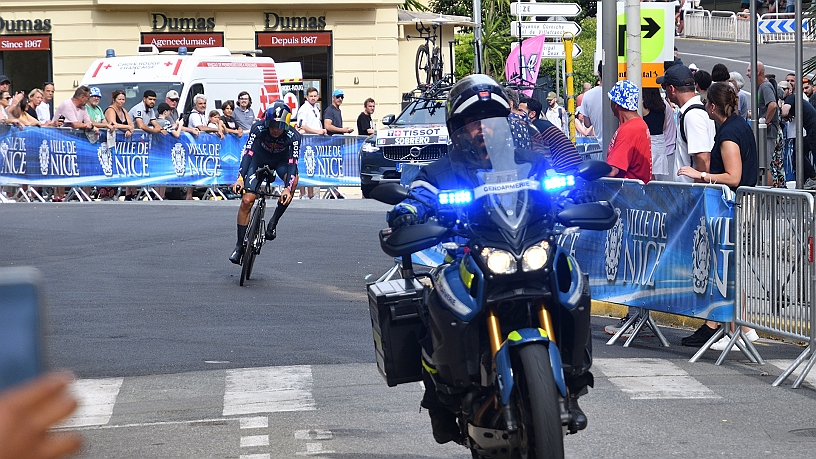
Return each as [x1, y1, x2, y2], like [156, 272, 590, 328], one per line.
[473, 0, 483, 73]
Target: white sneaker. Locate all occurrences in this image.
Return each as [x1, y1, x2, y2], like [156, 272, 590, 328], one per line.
[744, 329, 759, 342]
[710, 335, 742, 351]
[805, 177, 816, 190]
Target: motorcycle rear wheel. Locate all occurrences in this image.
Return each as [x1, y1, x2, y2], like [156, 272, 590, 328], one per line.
[514, 344, 564, 459]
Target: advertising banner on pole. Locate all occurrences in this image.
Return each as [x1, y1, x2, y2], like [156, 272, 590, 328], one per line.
[0, 126, 365, 187]
[506, 34, 548, 97]
[566, 180, 736, 322]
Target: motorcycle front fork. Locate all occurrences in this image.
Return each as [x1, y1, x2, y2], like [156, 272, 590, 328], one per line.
[481, 299, 557, 433]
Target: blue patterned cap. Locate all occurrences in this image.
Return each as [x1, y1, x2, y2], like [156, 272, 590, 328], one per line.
[607, 80, 639, 111]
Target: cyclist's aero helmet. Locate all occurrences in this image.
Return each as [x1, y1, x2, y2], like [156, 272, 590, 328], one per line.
[446, 74, 511, 134]
[264, 100, 292, 130]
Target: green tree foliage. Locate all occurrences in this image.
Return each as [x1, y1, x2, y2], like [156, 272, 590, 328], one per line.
[402, 0, 429, 11]
[537, 17, 598, 96]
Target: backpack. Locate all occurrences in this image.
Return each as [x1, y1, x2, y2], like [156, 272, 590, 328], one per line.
[678, 104, 706, 144]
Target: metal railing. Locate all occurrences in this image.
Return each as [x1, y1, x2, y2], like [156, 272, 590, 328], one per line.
[683, 9, 758, 42]
[735, 187, 816, 388]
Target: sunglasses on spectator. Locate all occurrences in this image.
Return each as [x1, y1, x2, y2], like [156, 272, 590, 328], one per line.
[169, 98, 179, 102]
[335, 95, 344, 99]
[3, 96, 11, 100]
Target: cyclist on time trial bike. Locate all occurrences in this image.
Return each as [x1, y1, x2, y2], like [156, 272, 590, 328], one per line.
[229, 100, 300, 264]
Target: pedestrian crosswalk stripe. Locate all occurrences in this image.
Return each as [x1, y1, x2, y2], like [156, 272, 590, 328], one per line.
[223, 366, 316, 416]
[60, 377, 123, 428]
[594, 358, 721, 399]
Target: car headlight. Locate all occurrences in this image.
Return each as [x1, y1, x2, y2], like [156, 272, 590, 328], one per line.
[361, 142, 380, 153]
[521, 240, 550, 272]
[480, 247, 516, 275]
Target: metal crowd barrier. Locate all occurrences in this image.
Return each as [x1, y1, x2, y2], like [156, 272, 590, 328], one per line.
[735, 187, 816, 388]
[683, 9, 760, 42]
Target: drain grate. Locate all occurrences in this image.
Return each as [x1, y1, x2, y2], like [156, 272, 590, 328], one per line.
[789, 428, 816, 437]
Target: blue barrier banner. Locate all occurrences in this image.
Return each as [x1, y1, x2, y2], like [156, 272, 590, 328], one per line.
[0, 125, 365, 187]
[566, 180, 736, 322]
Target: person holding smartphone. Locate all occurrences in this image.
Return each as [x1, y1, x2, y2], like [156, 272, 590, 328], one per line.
[0, 373, 82, 459]
[0, 75, 24, 110]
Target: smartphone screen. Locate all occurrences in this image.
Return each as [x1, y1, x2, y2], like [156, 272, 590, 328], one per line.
[0, 267, 45, 390]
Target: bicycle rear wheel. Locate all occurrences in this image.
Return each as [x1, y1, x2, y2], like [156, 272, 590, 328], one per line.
[415, 44, 430, 86]
[240, 204, 262, 286]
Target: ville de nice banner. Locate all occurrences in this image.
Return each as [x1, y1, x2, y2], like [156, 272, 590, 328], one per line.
[0, 125, 366, 187]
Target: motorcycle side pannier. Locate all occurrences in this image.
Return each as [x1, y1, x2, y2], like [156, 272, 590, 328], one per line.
[368, 278, 425, 387]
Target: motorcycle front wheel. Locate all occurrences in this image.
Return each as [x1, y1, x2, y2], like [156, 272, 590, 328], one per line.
[514, 344, 564, 459]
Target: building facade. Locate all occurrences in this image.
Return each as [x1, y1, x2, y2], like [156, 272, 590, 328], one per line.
[0, 0, 466, 128]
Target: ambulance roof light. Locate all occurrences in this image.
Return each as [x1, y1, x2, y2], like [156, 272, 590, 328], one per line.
[106, 49, 115, 58]
[178, 47, 188, 55]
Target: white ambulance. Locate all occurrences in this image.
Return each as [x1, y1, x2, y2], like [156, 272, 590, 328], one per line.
[79, 45, 303, 122]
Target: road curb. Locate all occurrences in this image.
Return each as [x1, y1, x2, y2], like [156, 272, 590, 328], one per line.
[592, 300, 708, 331]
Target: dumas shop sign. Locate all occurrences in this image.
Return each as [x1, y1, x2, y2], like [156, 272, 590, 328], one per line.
[264, 13, 326, 30]
[0, 17, 52, 33]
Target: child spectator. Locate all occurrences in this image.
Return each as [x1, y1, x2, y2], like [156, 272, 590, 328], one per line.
[156, 103, 181, 138]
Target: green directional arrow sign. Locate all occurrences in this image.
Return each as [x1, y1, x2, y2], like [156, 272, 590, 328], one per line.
[615, 3, 674, 65]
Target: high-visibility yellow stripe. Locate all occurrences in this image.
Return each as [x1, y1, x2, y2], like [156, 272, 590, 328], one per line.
[459, 260, 474, 289]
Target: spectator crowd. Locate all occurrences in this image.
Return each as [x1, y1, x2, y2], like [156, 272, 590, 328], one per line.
[1, 76, 372, 202]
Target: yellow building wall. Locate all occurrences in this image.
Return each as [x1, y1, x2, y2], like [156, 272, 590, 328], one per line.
[0, 3, 405, 128]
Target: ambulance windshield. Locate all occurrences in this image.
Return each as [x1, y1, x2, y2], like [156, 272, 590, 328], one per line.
[89, 83, 184, 112]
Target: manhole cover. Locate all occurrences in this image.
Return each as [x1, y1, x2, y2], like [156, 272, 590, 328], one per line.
[789, 428, 816, 437]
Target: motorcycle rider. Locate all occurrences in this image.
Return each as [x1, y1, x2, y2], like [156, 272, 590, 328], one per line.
[229, 101, 300, 264]
[387, 74, 591, 444]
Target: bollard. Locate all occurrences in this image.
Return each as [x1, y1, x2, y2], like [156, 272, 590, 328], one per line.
[758, 117, 767, 186]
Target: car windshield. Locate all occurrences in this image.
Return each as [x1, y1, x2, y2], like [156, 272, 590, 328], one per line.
[394, 98, 446, 125]
[89, 83, 184, 112]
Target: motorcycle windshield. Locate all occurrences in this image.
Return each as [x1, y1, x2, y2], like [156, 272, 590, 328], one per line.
[448, 117, 539, 232]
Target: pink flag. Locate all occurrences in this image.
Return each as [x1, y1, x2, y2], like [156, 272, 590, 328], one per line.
[505, 34, 547, 97]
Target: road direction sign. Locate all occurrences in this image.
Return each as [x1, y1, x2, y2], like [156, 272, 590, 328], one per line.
[510, 21, 582, 38]
[758, 19, 808, 34]
[539, 42, 582, 59]
[511, 2, 582, 17]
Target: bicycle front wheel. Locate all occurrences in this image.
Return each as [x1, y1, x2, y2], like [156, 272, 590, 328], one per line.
[415, 44, 430, 86]
[240, 204, 262, 286]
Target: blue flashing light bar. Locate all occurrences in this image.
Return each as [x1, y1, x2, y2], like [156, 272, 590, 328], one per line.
[543, 175, 575, 191]
[439, 190, 473, 205]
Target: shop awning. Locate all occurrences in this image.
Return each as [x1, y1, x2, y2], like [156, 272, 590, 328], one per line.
[397, 9, 476, 27]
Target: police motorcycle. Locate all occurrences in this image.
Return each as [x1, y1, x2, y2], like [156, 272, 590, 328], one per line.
[367, 78, 617, 459]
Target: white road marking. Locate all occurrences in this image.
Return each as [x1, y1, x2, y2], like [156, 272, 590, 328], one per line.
[240, 416, 269, 429]
[59, 377, 124, 427]
[296, 443, 336, 456]
[294, 429, 334, 440]
[223, 366, 315, 416]
[240, 434, 270, 447]
[594, 358, 721, 400]
[240, 455, 271, 459]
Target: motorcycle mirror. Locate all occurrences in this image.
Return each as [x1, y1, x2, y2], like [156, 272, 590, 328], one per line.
[556, 202, 618, 231]
[575, 160, 612, 181]
[379, 223, 448, 258]
[370, 183, 410, 205]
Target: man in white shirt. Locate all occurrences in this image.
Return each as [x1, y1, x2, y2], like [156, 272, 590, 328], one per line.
[36, 82, 54, 124]
[295, 87, 325, 199]
[657, 64, 714, 184]
[544, 92, 569, 136]
[581, 65, 605, 146]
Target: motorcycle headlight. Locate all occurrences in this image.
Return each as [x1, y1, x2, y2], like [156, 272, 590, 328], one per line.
[522, 240, 551, 272]
[480, 247, 516, 275]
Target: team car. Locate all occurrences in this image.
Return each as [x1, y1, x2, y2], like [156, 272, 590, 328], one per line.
[358, 90, 449, 198]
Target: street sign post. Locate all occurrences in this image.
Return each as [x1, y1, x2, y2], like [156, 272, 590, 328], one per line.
[541, 42, 582, 59]
[510, 2, 582, 17]
[510, 21, 582, 38]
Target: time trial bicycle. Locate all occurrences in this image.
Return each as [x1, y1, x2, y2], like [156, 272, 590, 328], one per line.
[239, 165, 281, 286]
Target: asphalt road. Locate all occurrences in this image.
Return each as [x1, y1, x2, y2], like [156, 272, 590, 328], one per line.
[3, 200, 816, 458]
[675, 37, 816, 81]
